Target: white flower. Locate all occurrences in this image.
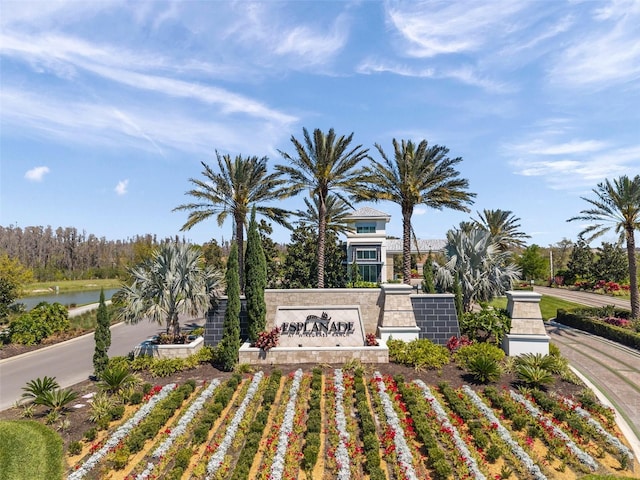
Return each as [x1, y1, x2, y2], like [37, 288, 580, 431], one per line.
[269, 369, 304, 480]
[68, 383, 176, 480]
[510, 390, 597, 471]
[373, 372, 418, 480]
[206, 372, 264, 478]
[462, 386, 547, 480]
[414, 381, 486, 480]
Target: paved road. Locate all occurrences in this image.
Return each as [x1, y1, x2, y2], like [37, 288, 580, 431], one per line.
[0, 309, 204, 411]
[533, 285, 632, 310]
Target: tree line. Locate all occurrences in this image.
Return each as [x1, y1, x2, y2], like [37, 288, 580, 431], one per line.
[0, 226, 189, 281]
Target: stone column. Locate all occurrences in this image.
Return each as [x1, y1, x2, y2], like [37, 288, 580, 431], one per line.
[502, 290, 549, 356]
[377, 284, 420, 342]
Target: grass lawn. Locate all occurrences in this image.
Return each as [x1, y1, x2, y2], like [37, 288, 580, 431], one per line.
[490, 295, 584, 320]
[0, 420, 63, 480]
[23, 278, 122, 296]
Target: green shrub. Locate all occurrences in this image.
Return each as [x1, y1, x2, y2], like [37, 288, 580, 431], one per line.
[454, 342, 505, 369]
[110, 445, 130, 470]
[149, 358, 185, 377]
[108, 404, 125, 421]
[68, 440, 82, 456]
[129, 391, 143, 405]
[556, 309, 640, 350]
[460, 305, 511, 344]
[142, 383, 153, 395]
[129, 355, 154, 371]
[84, 427, 97, 442]
[388, 338, 450, 370]
[174, 447, 192, 470]
[468, 355, 502, 383]
[8, 302, 69, 345]
[486, 444, 502, 463]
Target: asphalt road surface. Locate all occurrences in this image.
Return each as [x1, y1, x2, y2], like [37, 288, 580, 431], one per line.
[533, 285, 632, 310]
[0, 313, 204, 411]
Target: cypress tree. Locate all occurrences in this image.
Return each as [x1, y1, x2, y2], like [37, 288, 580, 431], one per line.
[245, 207, 267, 343]
[422, 253, 435, 293]
[220, 241, 241, 371]
[92, 289, 111, 378]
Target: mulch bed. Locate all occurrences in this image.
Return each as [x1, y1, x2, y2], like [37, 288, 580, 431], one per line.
[0, 361, 585, 452]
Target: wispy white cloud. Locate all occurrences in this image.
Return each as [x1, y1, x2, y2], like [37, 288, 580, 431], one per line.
[0, 87, 290, 156]
[356, 58, 509, 93]
[0, 32, 296, 125]
[115, 179, 129, 196]
[507, 134, 640, 190]
[24, 166, 50, 182]
[548, 0, 640, 88]
[386, 1, 529, 58]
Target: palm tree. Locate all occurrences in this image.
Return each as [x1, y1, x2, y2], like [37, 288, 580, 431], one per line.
[473, 208, 530, 252]
[174, 152, 291, 290]
[435, 225, 521, 311]
[568, 175, 640, 319]
[355, 139, 476, 284]
[115, 243, 223, 340]
[276, 127, 369, 288]
[295, 193, 354, 236]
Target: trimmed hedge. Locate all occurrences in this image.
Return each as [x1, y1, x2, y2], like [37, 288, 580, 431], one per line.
[555, 309, 640, 351]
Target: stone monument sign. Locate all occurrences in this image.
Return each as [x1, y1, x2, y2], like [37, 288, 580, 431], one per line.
[275, 305, 366, 348]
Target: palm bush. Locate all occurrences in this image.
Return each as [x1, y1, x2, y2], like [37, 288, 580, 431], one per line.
[35, 388, 79, 413]
[514, 353, 556, 371]
[21, 376, 59, 403]
[515, 365, 555, 388]
[467, 355, 502, 383]
[98, 364, 139, 395]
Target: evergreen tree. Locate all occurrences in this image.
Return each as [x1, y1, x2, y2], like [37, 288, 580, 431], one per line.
[245, 208, 267, 343]
[258, 220, 284, 287]
[282, 226, 346, 288]
[92, 289, 111, 378]
[566, 239, 594, 284]
[219, 242, 241, 371]
[422, 252, 436, 293]
[593, 242, 628, 283]
[517, 245, 548, 281]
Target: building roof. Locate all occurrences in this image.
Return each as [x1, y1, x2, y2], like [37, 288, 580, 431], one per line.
[346, 206, 391, 220]
[385, 238, 446, 254]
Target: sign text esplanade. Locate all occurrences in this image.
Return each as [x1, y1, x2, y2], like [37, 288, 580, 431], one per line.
[275, 305, 365, 348]
[281, 311, 356, 337]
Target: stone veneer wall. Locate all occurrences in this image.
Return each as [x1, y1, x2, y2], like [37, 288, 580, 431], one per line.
[410, 294, 459, 345]
[205, 289, 460, 346]
[205, 297, 248, 346]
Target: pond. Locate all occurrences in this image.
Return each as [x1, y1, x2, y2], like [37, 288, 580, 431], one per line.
[15, 288, 120, 310]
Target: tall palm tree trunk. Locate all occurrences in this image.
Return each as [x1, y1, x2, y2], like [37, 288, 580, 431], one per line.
[168, 311, 181, 339]
[402, 207, 412, 285]
[626, 228, 639, 319]
[317, 197, 327, 288]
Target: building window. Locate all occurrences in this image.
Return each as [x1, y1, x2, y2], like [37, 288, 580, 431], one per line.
[356, 249, 377, 260]
[356, 223, 376, 234]
[359, 264, 380, 283]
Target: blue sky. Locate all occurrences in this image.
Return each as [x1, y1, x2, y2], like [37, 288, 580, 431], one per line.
[1, 0, 639, 247]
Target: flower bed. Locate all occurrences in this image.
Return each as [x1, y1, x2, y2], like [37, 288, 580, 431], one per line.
[64, 371, 637, 480]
